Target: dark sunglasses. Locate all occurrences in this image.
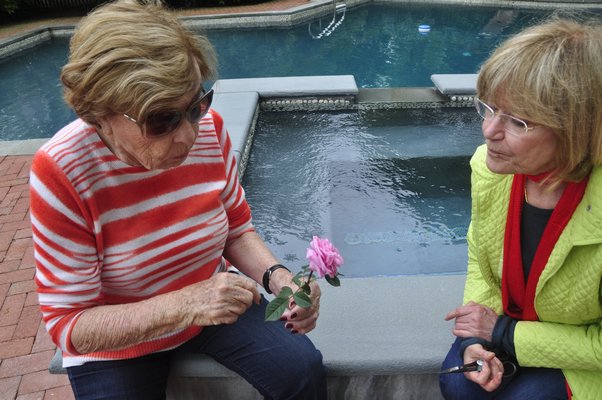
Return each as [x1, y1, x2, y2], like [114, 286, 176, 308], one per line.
[123, 88, 214, 138]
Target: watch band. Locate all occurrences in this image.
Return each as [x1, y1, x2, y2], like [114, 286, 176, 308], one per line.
[262, 264, 290, 294]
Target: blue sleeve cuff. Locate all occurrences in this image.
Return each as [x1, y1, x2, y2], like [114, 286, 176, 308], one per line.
[459, 337, 492, 358]
[491, 315, 518, 359]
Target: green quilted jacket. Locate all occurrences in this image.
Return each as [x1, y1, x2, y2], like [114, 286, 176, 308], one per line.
[464, 145, 602, 400]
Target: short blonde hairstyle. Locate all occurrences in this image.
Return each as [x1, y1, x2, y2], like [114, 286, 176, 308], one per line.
[477, 17, 602, 183]
[61, 0, 217, 125]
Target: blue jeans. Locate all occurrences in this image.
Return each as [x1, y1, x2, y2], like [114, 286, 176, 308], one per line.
[67, 296, 327, 400]
[439, 337, 568, 400]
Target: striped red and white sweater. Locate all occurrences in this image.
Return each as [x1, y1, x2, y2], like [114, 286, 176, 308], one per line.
[29, 110, 254, 367]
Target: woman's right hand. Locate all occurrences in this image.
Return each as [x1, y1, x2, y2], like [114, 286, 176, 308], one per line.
[181, 272, 261, 326]
[71, 272, 260, 354]
[463, 344, 504, 392]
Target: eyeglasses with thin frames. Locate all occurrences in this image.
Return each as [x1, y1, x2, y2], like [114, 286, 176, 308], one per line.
[123, 88, 214, 139]
[474, 97, 535, 136]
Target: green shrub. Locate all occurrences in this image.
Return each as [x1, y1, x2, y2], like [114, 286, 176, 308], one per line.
[1, 0, 273, 21]
[1, 0, 20, 14]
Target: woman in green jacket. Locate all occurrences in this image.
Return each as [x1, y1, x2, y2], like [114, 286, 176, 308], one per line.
[440, 17, 602, 400]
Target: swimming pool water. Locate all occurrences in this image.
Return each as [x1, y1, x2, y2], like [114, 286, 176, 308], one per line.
[208, 4, 554, 87]
[0, 39, 72, 141]
[242, 108, 483, 277]
[0, 3, 562, 140]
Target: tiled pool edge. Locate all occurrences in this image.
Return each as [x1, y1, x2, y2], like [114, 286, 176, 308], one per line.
[1, 76, 476, 159]
[0, 25, 73, 59]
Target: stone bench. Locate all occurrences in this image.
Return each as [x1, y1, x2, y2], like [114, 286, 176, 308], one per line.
[430, 74, 478, 96]
[213, 75, 359, 98]
[50, 275, 465, 399]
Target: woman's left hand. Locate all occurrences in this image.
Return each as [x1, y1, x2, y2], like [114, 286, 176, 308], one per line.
[463, 344, 504, 392]
[272, 268, 321, 334]
[445, 301, 498, 341]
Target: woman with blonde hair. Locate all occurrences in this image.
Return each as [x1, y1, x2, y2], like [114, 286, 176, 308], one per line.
[29, 1, 326, 398]
[440, 17, 602, 399]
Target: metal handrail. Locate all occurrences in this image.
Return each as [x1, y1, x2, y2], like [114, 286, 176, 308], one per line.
[308, 0, 346, 39]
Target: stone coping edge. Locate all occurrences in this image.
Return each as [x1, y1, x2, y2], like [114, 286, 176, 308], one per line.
[1, 76, 481, 157]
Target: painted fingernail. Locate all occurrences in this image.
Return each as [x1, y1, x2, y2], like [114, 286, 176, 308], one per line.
[291, 330, 299, 334]
[279, 316, 287, 321]
[290, 313, 297, 319]
[285, 323, 293, 330]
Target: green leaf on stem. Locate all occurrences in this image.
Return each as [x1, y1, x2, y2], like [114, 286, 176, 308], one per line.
[325, 275, 341, 287]
[293, 291, 312, 308]
[300, 282, 311, 295]
[264, 286, 293, 321]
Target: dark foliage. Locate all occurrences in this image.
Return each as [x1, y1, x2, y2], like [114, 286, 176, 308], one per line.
[0, 0, 271, 22]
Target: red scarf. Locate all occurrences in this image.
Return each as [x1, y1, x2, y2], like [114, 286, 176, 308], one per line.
[501, 174, 588, 320]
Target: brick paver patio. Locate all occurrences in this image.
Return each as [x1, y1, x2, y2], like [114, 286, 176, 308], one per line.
[0, 1, 308, 399]
[0, 155, 72, 400]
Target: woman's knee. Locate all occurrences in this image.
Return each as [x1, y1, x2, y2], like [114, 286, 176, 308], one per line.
[266, 339, 327, 400]
[299, 344, 327, 386]
[440, 372, 474, 400]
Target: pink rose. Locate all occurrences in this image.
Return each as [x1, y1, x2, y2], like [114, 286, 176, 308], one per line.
[306, 236, 343, 279]
[265, 235, 343, 321]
